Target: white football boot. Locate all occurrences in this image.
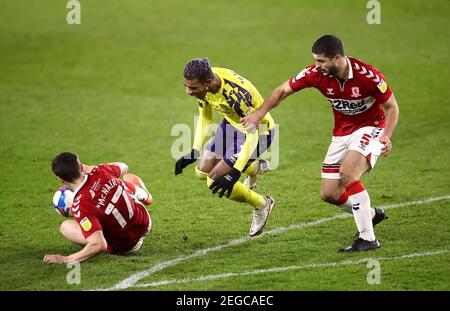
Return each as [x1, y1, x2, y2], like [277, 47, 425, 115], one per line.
[123, 173, 153, 206]
[249, 196, 275, 237]
[243, 160, 270, 190]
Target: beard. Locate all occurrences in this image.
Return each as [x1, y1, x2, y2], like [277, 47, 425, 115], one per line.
[326, 65, 338, 76]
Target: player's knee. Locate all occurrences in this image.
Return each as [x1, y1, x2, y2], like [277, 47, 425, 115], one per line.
[320, 190, 339, 204]
[59, 220, 72, 238]
[195, 167, 208, 180]
[320, 192, 336, 204]
[339, 167, 357, 186]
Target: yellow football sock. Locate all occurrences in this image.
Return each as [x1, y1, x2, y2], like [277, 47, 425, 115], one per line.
[207, 176, 266, 209]
[244, 160, 259, 176]
[195, 167, 208, 180]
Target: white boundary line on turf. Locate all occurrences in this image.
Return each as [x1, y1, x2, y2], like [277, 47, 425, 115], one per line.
[97, 195, 450, 291]
[134, 249, 450, 288]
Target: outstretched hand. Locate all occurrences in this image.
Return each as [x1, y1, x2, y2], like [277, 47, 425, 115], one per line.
[43, 254, 67, 264]
[240, 111, 263, 132]
[379, 135, 392, 157]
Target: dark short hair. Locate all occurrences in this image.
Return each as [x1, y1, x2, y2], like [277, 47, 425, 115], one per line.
[51, 152, 82, 182]
[183, 57, 214, 82]
[312, 35, 345, 58]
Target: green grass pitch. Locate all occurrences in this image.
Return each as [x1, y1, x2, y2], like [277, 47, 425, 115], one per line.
[0, 0, 449, 290]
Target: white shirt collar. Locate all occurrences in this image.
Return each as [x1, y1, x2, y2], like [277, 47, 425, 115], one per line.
[72, 174, 89, 198]
[346, 56, 353, 80]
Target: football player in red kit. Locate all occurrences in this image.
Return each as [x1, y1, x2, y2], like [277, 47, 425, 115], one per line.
[44, 152, 153, 264]
[241, 35, 399, 251]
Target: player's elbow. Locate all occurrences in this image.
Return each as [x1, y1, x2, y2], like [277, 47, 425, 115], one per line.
[117, 163, 129, 176]
[383, 94, 399, 111]
[392, 99, 400, 114]
[278, 81, 293, 101]
[86, 231, 109, 254]
[93, 240, 108, 253]
[273, 86, 285, 102]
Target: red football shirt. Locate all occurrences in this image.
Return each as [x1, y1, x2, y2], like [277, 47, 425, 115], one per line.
[71, 164, 150, 254]
[289, 57, 393, 136]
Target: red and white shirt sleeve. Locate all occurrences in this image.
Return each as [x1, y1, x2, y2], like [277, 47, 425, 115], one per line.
[99, 164, 121, 178]
[288, 65, 318, 92]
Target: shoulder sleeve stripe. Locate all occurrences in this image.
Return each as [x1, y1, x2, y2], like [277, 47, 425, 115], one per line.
[373, 74, 380, 83]
[294, 65, 317, 80]
[355, 64, 383, 83]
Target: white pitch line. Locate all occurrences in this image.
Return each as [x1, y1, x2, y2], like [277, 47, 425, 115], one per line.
[97, 195, 450, 291]
[134, 249, 450, 288]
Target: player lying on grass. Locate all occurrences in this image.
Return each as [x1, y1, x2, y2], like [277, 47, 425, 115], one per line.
[44, 152, 153, 264]
[175, 57, 275, 237]
[241, 35, 399, 251]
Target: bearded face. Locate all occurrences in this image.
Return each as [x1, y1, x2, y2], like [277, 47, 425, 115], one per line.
[313, 53, 341, 77]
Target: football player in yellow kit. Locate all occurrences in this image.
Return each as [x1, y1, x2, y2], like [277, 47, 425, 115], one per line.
[175, 57, 275, 237]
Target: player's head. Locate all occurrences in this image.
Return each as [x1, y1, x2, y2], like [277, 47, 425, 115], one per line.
[51, 152, 82, 183]
[183, 57, 215, 99]
[312, 35, 345, 76]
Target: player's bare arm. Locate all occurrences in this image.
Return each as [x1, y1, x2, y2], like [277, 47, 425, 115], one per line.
[380, 94, 399, 157]
[107, 162, 129, 177]
[43, 230, 108, 264]
[241, 80, 293, 131]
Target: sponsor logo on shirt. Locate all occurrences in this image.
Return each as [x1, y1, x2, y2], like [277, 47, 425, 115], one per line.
[91, 178, 101, 191]
[327, 96, 376, 115]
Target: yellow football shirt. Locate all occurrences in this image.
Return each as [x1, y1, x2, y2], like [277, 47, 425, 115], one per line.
[193, 67, 275, 171]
